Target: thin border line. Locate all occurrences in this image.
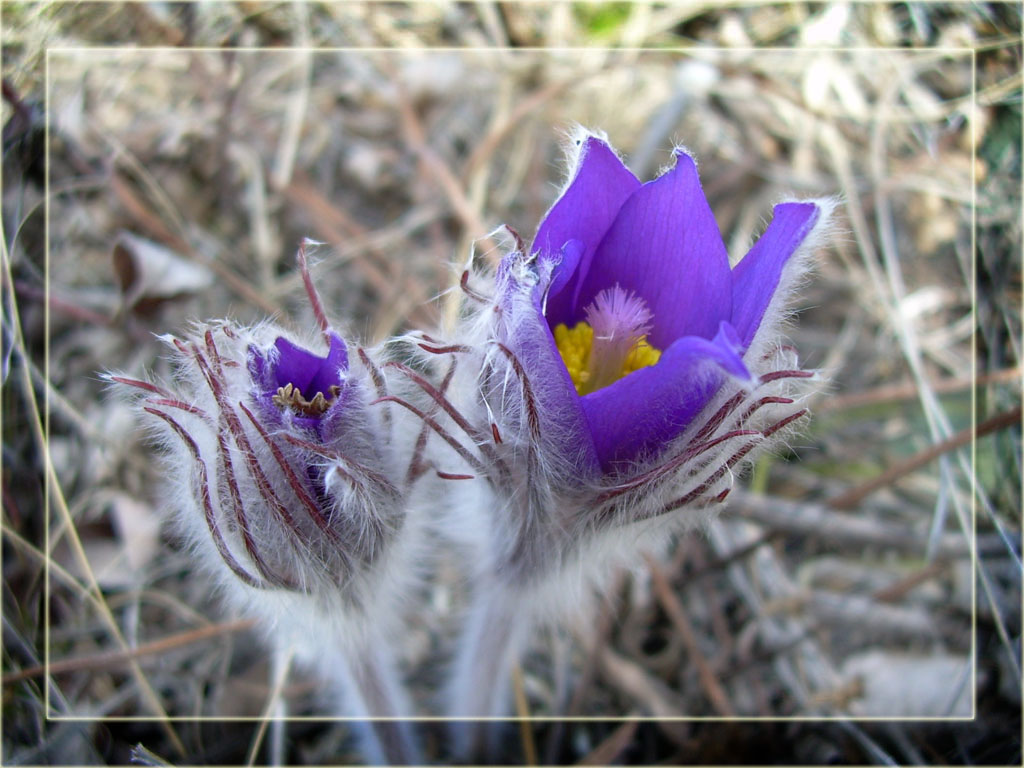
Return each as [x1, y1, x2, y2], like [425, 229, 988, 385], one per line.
[40, 43, 984, 726]
[44, 42, 52, 721]
[970, 45, 978, 722]
[46, 45, 978, 53]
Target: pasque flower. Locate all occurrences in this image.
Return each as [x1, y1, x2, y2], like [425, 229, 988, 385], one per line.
[501, 132, 826, 474]
[432, 131, 833, 560]
[110, 247, 420, 764]
[114, 321, 402, 605]
[409, 130, 833, 751]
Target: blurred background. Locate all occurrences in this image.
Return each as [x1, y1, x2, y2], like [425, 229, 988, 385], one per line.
[2, 2, 1021, 765]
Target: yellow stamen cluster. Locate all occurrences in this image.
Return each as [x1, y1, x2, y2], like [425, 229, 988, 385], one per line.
[272, 382, 342, 416]
[553, 322, 662, 396]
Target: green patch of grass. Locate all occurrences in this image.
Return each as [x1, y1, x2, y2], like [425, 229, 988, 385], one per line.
[980, 103, 1022, 176]
[575, 2, 633, 41]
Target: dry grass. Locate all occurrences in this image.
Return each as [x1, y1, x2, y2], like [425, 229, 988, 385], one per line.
[2, 2, 1021, 765]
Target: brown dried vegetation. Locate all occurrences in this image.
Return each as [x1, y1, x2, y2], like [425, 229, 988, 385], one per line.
[2, 2, 1020, 765]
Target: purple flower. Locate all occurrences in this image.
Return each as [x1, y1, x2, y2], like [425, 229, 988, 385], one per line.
[384, 131, 831, 742]
[496, 134, 825, 474]
[248, 332, 352, 436]
[112, 321, 401, 598]
[112, 247, 423, 763]
[405, 132, 832, 582]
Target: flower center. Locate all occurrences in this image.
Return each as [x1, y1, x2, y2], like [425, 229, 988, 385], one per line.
[552, 285, 662, 395]
[272, 382, 342, 417]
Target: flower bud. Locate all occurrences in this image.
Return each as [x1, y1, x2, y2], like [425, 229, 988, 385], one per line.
[109, 247, 422, 761]
[111, 321, 405, 628]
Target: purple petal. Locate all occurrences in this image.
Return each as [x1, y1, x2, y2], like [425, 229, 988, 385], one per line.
[576, 150, 732, 349]
[579, 322, 749, 470]
[496, 268, 601, 475]
[521, 326, 601, 475]
[545, 238, 583, 305]
[730, 202, 820, 349]
[245, 333, 352, 437]
[534, 137, 641, 327]
[273, 333, 348, 396]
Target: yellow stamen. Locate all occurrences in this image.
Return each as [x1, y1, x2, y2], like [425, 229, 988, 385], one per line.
[272, 383, 342, 416]
[553, 321, 662, 396]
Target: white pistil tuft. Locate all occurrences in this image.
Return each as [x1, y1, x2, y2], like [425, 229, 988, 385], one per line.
[582, 285, 654, 395]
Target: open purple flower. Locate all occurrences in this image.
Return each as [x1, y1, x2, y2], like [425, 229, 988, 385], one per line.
[410, 130, 833, 534]
[504, 134, 823, 473]
[408, 130, 833, 572]
[382, 130, 831, 748]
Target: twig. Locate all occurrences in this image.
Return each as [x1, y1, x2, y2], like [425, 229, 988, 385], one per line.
[512, 664, 537, 766]
[644, 554, 736, 717]
[3, 619, 258, 685]
[685, 530, 783, 582]
[871, 560, 949, 603]
[282, 177, 436, 330]
[130, 743, 176, 767]
[461, 78, 574, 182]
[591, 646, 688, 747]
[575, 719, 638, 766]
[819, 367, 1021, 412]
[245, 646, 294, 767]
[386, 59, 495, 255]
[13, 279, 113, 327]
[806, 591, 939, 641]
[270, 37, 311, 189]
[282, 179, 393, 298]
[732, 491, 995, 558]
[828, 406, 1021, 509]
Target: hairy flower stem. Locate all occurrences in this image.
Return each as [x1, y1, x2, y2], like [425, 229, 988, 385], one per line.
[448, 579, 533, 761]
[269, 647, 292, 766]
[332, 642, 420, 765]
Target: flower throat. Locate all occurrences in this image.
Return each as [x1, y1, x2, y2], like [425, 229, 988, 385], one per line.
[553, 285, 662, 396]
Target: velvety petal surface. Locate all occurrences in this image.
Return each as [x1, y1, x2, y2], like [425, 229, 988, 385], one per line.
[579, 322, 750, 470]
[534, 137, 641, 328]
[515, 311, 602, 476]
[272, 333, 348, 396]
[730, 202, 820, 349]
[544, 239, 583, 306]
[576, 150, 732, 349]
[496, 256, 602, 475]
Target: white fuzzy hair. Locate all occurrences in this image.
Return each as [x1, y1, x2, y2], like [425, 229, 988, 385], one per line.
[107, 320, 427, 738]
[428, 205, 834, 598]
[741, 195, 842, 366]
[410, 139, 835, 736]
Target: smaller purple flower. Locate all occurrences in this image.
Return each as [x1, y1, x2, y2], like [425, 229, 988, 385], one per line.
[248, 332, 352, 436]
[112, 320, 402, 604]
[111, 248, 422, 763]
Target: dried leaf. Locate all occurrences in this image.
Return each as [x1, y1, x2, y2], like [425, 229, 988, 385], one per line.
[112, 232, 214, 311]
[842, 651, 973, 717]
